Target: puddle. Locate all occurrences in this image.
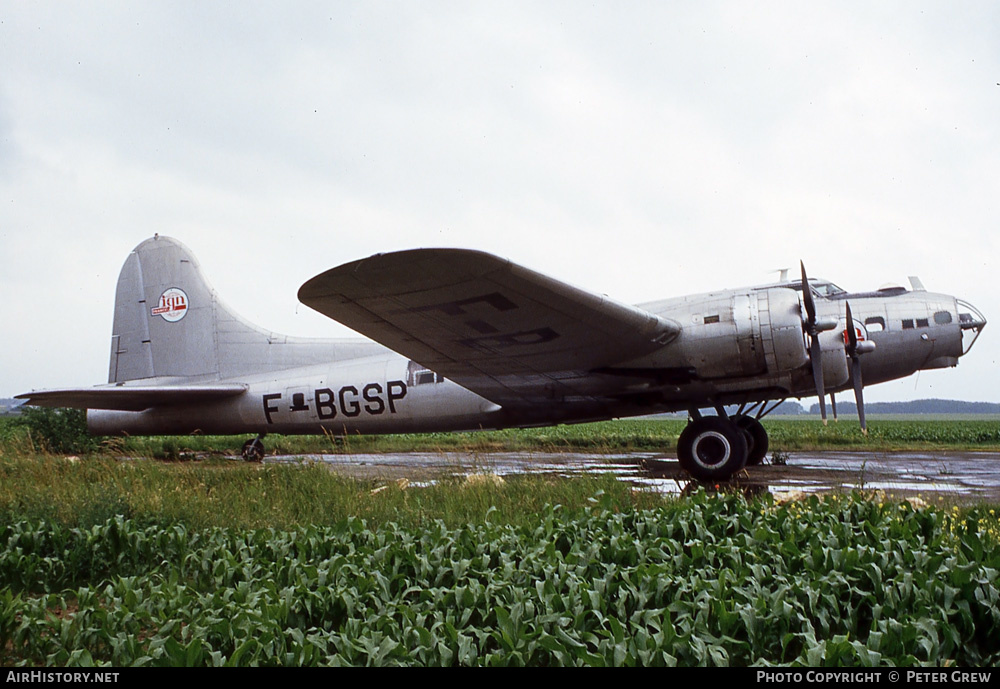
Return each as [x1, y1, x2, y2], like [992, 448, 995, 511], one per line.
[265, 450, 1000, 504]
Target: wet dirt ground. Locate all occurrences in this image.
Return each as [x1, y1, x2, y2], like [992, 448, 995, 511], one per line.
[267, 450, 1000, 504]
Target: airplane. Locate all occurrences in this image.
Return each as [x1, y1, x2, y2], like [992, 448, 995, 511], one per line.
[16, 235, 987, 481]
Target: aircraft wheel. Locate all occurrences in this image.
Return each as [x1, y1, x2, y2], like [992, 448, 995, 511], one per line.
[241, 437, 265, 463]
[677, 417, 748, 481]
[734, 415, 769, 466]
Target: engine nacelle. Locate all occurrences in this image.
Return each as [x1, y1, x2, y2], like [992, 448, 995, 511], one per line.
[644, 287, 832, 382]
[757, 288, 810, 374]
[667, 288, 809, 379]
[761, 288, 849, 388]
[816, 327, 850, 389]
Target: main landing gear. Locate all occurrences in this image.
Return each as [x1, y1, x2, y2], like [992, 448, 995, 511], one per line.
[676, 411, 771, 481]
[734, 415, 769, 467]
[241, 434, 266, 462]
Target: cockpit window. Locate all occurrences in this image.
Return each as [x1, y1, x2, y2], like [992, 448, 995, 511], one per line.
[811, 282, 846, 297]
[786, 280, 847, 298]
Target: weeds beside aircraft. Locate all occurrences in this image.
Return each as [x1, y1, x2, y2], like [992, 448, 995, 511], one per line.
[17, 236, 987, 481]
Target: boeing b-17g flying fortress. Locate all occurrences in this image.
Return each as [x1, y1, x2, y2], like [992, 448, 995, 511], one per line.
[17, 236, 987, 482]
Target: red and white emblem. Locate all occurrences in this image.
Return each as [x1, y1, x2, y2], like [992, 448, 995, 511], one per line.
[151, 288, 189, 322]
[842, 322, 868, 345]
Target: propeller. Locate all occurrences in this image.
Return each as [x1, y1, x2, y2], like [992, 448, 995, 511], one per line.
[801, 262, 829, 425]
[844, 301, 876, 435]
[801, 261, 874, 432]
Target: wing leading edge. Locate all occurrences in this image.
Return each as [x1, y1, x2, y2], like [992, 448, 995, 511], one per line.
[16, 384, 248, 412]
[298, 249, 680, 409]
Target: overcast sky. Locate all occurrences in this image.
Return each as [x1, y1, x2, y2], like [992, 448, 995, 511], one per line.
[2, 1, 998, 405]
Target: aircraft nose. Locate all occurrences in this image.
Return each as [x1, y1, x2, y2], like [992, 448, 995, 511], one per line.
[957, 298, 986, 354]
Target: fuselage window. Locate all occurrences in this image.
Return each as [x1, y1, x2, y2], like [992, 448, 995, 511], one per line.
[864, 316, 885, 333]
[406, 360, 445, 386]
[934, 311, 953, 325]
[704, 315, 721, 324]
[916, 318, 929, 328]
[415, 371, 441, 385]
[901, 319, 914, 330]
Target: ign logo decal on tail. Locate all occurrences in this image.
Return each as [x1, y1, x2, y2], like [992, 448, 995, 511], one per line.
[151, 288, 189, 322]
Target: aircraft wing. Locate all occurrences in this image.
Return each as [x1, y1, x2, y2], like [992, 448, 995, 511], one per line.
[298, 249, 680, 409]
[15, 384, 248, 412]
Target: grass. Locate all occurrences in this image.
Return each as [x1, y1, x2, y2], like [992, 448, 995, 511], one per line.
[4, 415, 999, 460]
[2, 413, 998, 528]
[120, 417, 1000, 455]
[2, 413, 1000, 666]
[0, 454, 666, 531]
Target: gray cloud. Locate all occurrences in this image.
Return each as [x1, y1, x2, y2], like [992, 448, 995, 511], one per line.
[2, 1, 997, 402]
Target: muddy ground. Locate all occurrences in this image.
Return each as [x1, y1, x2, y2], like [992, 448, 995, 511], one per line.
[265, 450, 1000, 504]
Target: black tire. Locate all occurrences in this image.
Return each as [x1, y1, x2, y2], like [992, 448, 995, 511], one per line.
[241, 438, 264, 462]
[677, 417, 749, 481]
[734, 415, 769, 466]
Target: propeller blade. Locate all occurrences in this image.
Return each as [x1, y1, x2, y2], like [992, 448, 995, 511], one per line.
[800, 261, 816, 326]
[811, 335, 827, 424]
[802, 261, 826, 424]
[830, 393, 838, 421]
[852, 356, 867, 434]
[845, 302, 858, 353]
[845, 302, 868, 434]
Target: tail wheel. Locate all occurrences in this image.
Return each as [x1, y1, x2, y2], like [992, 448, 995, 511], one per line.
[677, 417, 749, 481]
[241, 437, 265, 462]
[733, 415, 769, 466]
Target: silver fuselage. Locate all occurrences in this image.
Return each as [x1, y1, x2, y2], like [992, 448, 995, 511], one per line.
[88, 283, 982, 436]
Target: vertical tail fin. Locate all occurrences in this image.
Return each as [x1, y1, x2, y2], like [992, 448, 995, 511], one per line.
[109, 235, 383, 383]
[110, 235, 225, 382]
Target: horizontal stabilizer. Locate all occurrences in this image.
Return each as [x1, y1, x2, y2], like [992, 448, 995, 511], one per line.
[16, 384, 248, 412]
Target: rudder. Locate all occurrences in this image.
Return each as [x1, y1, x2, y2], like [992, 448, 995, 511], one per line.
[109, 235, 223, 382]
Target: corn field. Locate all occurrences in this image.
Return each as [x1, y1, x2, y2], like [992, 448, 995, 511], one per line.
[3, 493, 999, 666]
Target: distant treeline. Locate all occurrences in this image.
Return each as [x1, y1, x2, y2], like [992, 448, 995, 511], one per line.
[803, 398, 1000, 416]
[663, 399, 1000, 417]
[673, 399, 1000, 417]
